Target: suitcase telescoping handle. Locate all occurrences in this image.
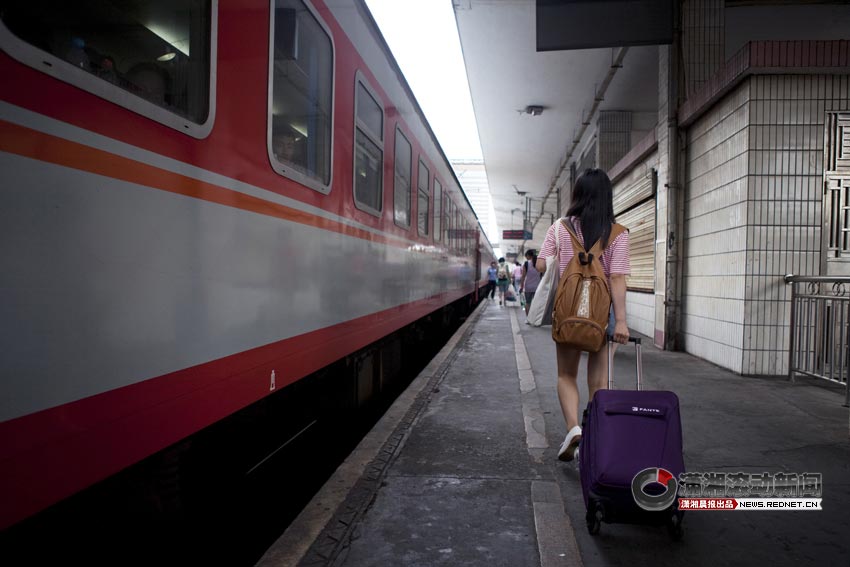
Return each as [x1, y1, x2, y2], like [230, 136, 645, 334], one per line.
[607, 336, 642, 391]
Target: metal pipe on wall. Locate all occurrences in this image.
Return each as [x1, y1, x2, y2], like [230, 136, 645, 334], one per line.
[663, 0, 684, 352]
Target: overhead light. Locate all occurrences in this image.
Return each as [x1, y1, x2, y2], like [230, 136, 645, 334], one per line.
[157, 52, 176, 62]
[524, 105, 544, 116]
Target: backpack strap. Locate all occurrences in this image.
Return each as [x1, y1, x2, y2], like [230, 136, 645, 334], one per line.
[560, 218, 585, 255]
[604, 223, 628, 250]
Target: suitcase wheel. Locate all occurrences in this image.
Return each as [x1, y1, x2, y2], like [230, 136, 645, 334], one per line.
[586, 502, 604, 535]
[666, 512, 684, 541]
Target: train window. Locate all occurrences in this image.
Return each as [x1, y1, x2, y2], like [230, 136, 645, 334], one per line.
[0, 0, 215, 137]
[450, 204, 455, 251]
[417, 160, 430, 236]
[452, 203, 458, 251]
[461, 219, 467, 255]
[393, 128, 411, 228]
[433, 179, 442, 242]
[356, 77, 383, 142]
[461, 219, 466, 255]
[455, 209, 461, 252]
[269, 0, 333, 192]
[353, 76, 383, 215]
[446, 199, 454, 251]
[443, 197, 451, 249]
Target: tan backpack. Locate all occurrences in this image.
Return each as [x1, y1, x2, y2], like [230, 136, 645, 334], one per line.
[551, 219, 627, 352]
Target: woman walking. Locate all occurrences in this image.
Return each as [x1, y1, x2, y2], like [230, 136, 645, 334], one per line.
[520, 249, 540, 316]
[537, 169, 631, 462]
[512, 261, 523, 295]
[495, 257, 511, 306]
[486, 261, 498, 300]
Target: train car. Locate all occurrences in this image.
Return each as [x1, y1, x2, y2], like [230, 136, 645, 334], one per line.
[0, 0, 494, 538]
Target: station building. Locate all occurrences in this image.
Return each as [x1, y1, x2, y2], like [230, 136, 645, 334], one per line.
[455, 0, 850, 377]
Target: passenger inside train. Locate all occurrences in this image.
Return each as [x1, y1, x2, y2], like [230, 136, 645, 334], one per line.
[272, 127, 308, 171]
[1, 0, 209, 123]
[125, 62, 170, 106]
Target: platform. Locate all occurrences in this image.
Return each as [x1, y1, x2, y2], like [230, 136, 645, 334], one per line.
[258, 300, 850, 567]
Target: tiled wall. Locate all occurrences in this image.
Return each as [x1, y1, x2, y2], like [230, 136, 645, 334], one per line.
[598, 111, 633, 172]
[743, 75, 850, 375]
[682, 81, 750, 374]
[682, 74, 850, 375]
[627, 291, 655, 338]
[682, 0, 725, 98]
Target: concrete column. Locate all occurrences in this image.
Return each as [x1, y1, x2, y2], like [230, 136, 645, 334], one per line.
[655, 30, 684, 351]
[654, 47, 670, 349]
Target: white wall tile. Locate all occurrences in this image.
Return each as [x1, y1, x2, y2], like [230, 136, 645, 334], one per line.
[626, 291, 655, 337]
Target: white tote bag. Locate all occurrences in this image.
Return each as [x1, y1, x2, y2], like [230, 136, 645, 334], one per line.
[526, 221, 561, 327]
[505, 283, 520, 306]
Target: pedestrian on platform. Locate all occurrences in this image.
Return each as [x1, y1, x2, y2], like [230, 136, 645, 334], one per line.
[537, 169, 631, 462]
[512, 261, 523, 293]
[486, 260, 498, 300]
[520, 249, 540, 315]
[496, 257, 511, 305]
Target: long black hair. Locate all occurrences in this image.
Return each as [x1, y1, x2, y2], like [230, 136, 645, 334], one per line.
[565, 168, 615, 251]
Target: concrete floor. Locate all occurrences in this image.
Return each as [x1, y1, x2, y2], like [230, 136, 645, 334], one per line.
[265, 300, 850, 567]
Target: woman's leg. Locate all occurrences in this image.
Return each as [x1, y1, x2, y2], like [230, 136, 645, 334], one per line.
[524, 292, 535, 315]
[555, 343, 582, 430]
[586, 347, 609, 401]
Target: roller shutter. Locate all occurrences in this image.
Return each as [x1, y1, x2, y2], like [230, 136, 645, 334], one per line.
[614, 170, 656, 292]
[613, 173, 654, 213]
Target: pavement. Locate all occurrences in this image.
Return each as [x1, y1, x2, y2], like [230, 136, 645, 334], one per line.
[258, 299, 850, 567]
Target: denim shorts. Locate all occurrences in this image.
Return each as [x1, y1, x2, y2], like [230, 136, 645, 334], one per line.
[606, 307, 615, 337]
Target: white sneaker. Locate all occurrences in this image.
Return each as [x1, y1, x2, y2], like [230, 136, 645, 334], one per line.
[558, 425, 582, 462]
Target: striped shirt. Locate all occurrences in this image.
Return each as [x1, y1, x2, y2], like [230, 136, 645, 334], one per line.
[539, 217, 631, 278]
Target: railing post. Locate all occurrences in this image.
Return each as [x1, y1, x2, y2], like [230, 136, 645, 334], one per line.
[786, 275, 850, 388]
[786, 274, 796, 383]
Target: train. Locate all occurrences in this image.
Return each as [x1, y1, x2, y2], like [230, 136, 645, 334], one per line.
[0, 0, 494, 536]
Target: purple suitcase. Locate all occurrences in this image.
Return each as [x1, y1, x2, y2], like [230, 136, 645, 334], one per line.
[578, 337, 685, 540]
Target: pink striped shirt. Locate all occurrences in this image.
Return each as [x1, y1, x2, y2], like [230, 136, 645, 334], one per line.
[539, 217, 631, 278]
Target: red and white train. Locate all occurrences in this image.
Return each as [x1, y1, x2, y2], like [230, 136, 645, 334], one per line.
[0, 0, 493, 530]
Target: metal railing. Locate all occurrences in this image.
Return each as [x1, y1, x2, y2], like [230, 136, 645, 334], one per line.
[786, 274, 850, 406]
